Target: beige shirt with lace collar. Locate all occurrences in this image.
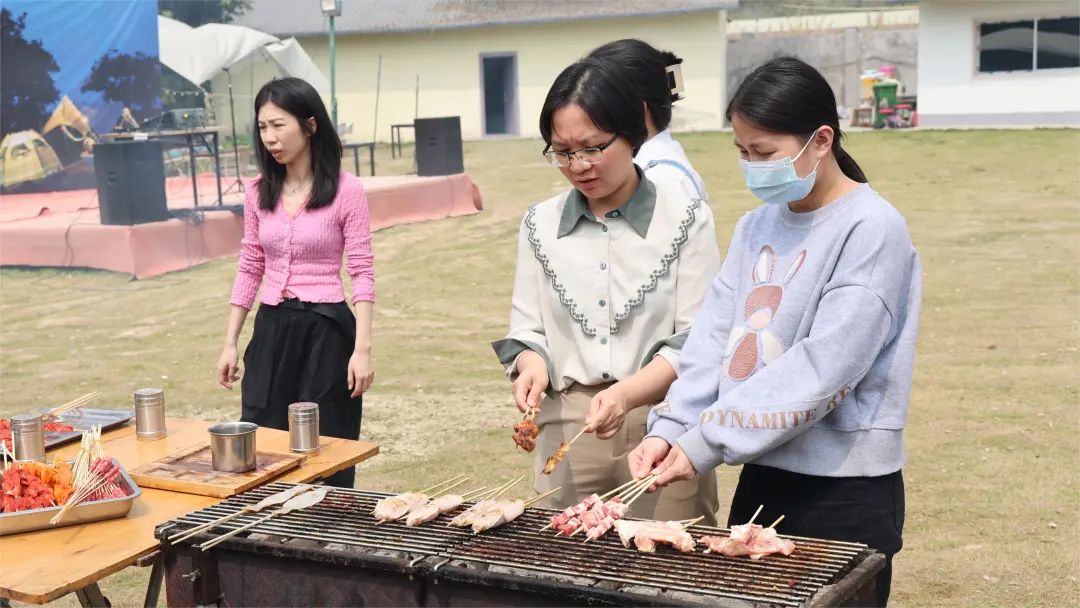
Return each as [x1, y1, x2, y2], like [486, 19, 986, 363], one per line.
[493, 171, 720, 392]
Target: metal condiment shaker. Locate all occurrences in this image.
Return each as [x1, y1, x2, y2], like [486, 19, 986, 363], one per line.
[133, 388, 167, 441]
[11, 413, 46, 462]
[288, 402, 320, 453]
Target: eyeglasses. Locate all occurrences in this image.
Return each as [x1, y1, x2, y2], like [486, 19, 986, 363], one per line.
[542, 133, 619, 168]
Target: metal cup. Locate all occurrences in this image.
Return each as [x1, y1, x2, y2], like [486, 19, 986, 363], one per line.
[208, 422, 257, 472]
[288, 402, 320, 453]
[11, 413, 46, 462]
[133, 388, 166, 441]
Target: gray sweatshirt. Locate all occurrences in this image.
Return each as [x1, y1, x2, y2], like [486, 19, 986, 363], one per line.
[648, 183, 922, 477]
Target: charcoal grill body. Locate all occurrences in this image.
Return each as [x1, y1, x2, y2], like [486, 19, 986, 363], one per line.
[155, 484, 883, 607]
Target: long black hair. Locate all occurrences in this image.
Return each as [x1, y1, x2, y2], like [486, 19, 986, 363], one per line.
[726, 56, 867, 183]
[539, 58, 647, 155]
[253, 77, 342, 211]
[587, 39, 683, 132]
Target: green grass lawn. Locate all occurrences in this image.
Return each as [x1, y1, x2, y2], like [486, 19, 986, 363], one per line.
[2, 129, 1078, 607]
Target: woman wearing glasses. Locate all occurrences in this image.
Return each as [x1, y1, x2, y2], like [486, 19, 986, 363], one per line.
[492, 58, 720, 522]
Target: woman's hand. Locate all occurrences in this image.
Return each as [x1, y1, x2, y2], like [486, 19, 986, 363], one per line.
[348, 350, 374, 397]
[627, 436, 671, 483]
[512, 351, 549, 413]
[585, 385, 629, 439]
[217, 344, 240, 389]
[651, 445, 698, 489]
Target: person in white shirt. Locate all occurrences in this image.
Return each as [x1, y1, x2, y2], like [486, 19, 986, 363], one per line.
[588, 39, 708, 202]
[491, 57, 720, 522]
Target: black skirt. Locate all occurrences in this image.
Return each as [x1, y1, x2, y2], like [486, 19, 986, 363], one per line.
[728, 464, 905, 607]
[240, 298, 362, 488]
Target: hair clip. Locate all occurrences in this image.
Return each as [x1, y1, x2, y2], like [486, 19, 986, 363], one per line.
[666, 63, 685, 97]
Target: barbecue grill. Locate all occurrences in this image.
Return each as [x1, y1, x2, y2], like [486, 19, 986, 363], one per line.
[155, 483, 883, 607]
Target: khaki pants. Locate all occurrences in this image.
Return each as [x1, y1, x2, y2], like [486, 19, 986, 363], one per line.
[533, 383, 718, 524]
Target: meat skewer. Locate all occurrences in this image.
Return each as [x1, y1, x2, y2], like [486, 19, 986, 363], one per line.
[372, 474, 466, 523]
[541, 426, 587, 475]
[512, 408, 539, 452]
[375, 477, 470, 525]
[539, 478, 640, 532]
[169, 484, 316, 543]
[405, 486, 489, 527]
[447, 475, 525, 528]
[200, 487, 331, 551]
[699, 508, 796, 559]
[549, 475, 657, 539]
[469, 487, 561, 534]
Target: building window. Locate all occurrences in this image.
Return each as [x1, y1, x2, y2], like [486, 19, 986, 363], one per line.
[978, 16, 1080, 73]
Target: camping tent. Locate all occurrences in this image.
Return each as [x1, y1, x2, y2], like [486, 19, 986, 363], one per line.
[0, 130, 63, 188]
[42, 95, 93, 139]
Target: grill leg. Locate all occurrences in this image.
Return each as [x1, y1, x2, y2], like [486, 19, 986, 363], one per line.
[143, 555, 164, 608]
[74, 583, 110, 607]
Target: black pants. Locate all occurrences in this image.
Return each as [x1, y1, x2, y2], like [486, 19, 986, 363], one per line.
[240, 299, 362, 488]
[728, 464, 905, 607]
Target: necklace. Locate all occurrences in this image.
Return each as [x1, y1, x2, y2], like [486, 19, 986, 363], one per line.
[286, 178, 312, 194]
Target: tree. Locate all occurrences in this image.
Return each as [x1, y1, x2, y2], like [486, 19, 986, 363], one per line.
[158, 0, 251, 27]
[0, 8, 60, 136]
[81, 51, 161, 119]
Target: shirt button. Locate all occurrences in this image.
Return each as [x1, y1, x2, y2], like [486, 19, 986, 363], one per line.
[600, 337, 608, 345]
[600, 262, 607, 270]
[607, 210, 621, 218]
[601, 225, 609, 233]
[602, 373, 610, 380]
[599, 299, 606, 307]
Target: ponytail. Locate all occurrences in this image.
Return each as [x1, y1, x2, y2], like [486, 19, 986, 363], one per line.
[833, 142, 867, 183]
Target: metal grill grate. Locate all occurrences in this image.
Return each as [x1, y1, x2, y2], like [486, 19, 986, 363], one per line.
[158, 483, 873, 607]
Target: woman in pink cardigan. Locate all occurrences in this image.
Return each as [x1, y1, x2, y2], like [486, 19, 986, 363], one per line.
[217, 78, 374, 488]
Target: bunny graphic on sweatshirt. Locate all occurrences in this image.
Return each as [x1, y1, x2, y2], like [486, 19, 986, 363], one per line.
[721, 245, 807, 381]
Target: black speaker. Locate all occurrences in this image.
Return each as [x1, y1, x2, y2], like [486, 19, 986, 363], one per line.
[94, 140, 170, 225]
[414, 116, 464, 176]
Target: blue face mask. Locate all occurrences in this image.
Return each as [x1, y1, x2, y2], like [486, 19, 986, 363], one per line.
[739, 133, 822, 206]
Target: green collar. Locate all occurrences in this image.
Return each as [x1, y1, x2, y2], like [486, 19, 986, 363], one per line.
[557, 167, 656, 239]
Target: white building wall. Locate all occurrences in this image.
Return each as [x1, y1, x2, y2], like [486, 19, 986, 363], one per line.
[213, 12, 728, 143]
[918, 0, 1080, 126]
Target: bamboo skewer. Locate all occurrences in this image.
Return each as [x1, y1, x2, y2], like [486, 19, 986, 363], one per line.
[622, 474, 658, 506]
[567, 426, 587, 446]
[601, 478, 641, 500]
[46, 392, 102, 418]
[418, 474, 467, 495]
[169, 485, 316, 543]
[523, 487, 560, 508]
[460, 486, 489, 500]
[492, 474, 526, 499]
[681, 516, 705, 529]
[200, 488, 329, 551]
[430, 478, 469, 497]
[768, 515, 785, 529]
[747, 504, 764, 526]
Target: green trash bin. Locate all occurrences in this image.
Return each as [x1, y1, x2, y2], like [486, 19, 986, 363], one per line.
[873, 79, 899, 129]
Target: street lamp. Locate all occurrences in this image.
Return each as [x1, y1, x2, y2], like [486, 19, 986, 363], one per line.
[320, 0, 342, 130]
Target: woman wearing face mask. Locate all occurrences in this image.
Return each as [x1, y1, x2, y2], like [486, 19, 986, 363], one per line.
[492, 58, 721, 522]
[217, 77, 375, 488]
[629, 57, 920, 606]
[587, 39, 708, 202]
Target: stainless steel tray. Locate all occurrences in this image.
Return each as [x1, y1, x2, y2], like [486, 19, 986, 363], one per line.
[0, 463, 142, 536]
[1, 408, 135, 452]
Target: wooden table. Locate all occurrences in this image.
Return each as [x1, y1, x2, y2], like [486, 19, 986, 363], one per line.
[0, 418, 378, 606]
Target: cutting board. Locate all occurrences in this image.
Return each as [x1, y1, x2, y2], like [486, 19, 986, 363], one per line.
[129, 442, 304, 498]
